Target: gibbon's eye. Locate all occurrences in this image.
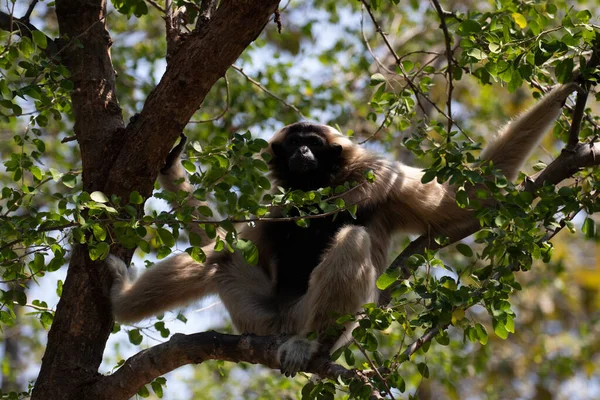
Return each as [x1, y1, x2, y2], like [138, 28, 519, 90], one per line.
[289, 137, 300, 147]
[308, 136, 323, 147]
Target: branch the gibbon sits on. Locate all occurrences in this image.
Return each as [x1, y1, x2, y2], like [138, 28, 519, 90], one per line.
[108, 83, 580, 376]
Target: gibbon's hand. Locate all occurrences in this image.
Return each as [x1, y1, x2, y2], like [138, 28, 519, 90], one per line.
[160, 133, 188, 174]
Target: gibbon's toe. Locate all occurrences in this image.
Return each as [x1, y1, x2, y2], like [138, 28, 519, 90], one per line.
[553, 82, 584, 105]
[106, 255, 128, 280]
[277, 336, 320, 377]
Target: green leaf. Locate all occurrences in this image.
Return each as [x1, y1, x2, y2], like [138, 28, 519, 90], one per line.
[235, 239, 259, 265]
[455, 188, 469, 208]
[128, 328, 143, 345]
[15, 290, 27, 306]
[475, 323, 488, 345]
[129, 191, 144, 204]
[369, 73, 386, 86]
[376, 269, 398, 290]
[459, 19, 481, 35]
[157, 228, 175, 247]
[182, 159, 196, 173]
[417, 362, 430, 378]
[576, 10, 592, 23]
[151, 380, 164, 398]
[505, 314, 515, 333]
[344, 347, 355, 366]
[92, 224, 107, 241]
[89, 242, 110, 261]
[456, 243, 473, 257]
[555, 58, 574, 84]
[137, 385, 150, 398]
[512, 13, 527, 29]
[421, 170, 436, 184]
[90, 191, 109, 203]
[493, 318, 509, 339]
[295, 218, 308, 228]
[31, 30, 48, 49]
[582, 217, 595, 239]
[30, 166, 43, 181]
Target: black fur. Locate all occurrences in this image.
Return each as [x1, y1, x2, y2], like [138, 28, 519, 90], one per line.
[266, 122, 372, 301]
[266, 206, 375, 302]
[161, 133, 188, 174]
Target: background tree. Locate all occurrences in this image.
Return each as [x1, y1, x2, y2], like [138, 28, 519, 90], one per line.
[0, 0, 599, 399]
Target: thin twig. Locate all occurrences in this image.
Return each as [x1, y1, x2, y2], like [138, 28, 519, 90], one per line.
[358, 104, 399, 145]
[144, 0, 165, 14]
[190, 74, 230, 123]
[399, 198, 589, 361]
[22, 0, 39, 22]
[352, 338, 396, 400]
[17, 302, 55, 312]
[231, 64, 305, 118]
[360, 0, 470, 140]
[567, 89, 588, 150]
[430, 0, 454, 137]
[61, 136, 77, 143]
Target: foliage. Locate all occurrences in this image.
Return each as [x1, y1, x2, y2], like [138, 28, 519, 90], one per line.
[0, 0, 599, 399]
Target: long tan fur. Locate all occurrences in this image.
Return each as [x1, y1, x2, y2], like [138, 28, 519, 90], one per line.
[108, 84, 578, 374]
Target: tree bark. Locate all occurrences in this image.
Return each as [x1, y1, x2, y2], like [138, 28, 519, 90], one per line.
[32, 1, 280, 399]
[32, 1, 122, 398]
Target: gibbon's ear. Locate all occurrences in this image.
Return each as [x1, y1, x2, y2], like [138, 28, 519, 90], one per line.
[271, 141, 285, 158]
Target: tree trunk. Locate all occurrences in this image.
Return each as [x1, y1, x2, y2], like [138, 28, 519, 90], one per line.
[32, 0, 280, 398]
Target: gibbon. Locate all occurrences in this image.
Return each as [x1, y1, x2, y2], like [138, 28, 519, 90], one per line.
[108, 83, 579, 376]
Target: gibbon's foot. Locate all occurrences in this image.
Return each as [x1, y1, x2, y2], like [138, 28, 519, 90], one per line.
[554, 82, 584, 106]
[277, 336, 320, 377]
[161, 133, 188, 174]
[106, 255, 135, 288]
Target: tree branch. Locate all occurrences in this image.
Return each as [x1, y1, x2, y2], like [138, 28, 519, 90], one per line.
[397, 199, 586, 362]
[430, 0, 454, 136]
[0, 10, 56, 55]
[566, 89, 588, 150]
[91, 332, 355, 399]
[22, 0, 39, 22]
[102, 0, 281, 200]
[231, 64, 305, 118]
[380, 140, 600, 305]
[360, 0, 468, 139]
[195, 0, 218, 31]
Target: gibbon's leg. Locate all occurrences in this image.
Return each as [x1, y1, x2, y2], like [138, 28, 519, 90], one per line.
[108, 252, 218, 323]
[480, 83, 581, 180]
[214, 253, 280, 336]
[278, 225, 377, 376]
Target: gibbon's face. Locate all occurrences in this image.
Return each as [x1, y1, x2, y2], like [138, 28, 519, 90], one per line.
[269, 122, 344, 190]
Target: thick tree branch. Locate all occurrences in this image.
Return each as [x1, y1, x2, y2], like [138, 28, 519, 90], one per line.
[195, 0, 218, 31]
[0, 10, 57, 55]
[32, 0, 125, 398]
[102, 0, 281, 200]
[91, 332, 354, 399]
[35, 2, 281, 398]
